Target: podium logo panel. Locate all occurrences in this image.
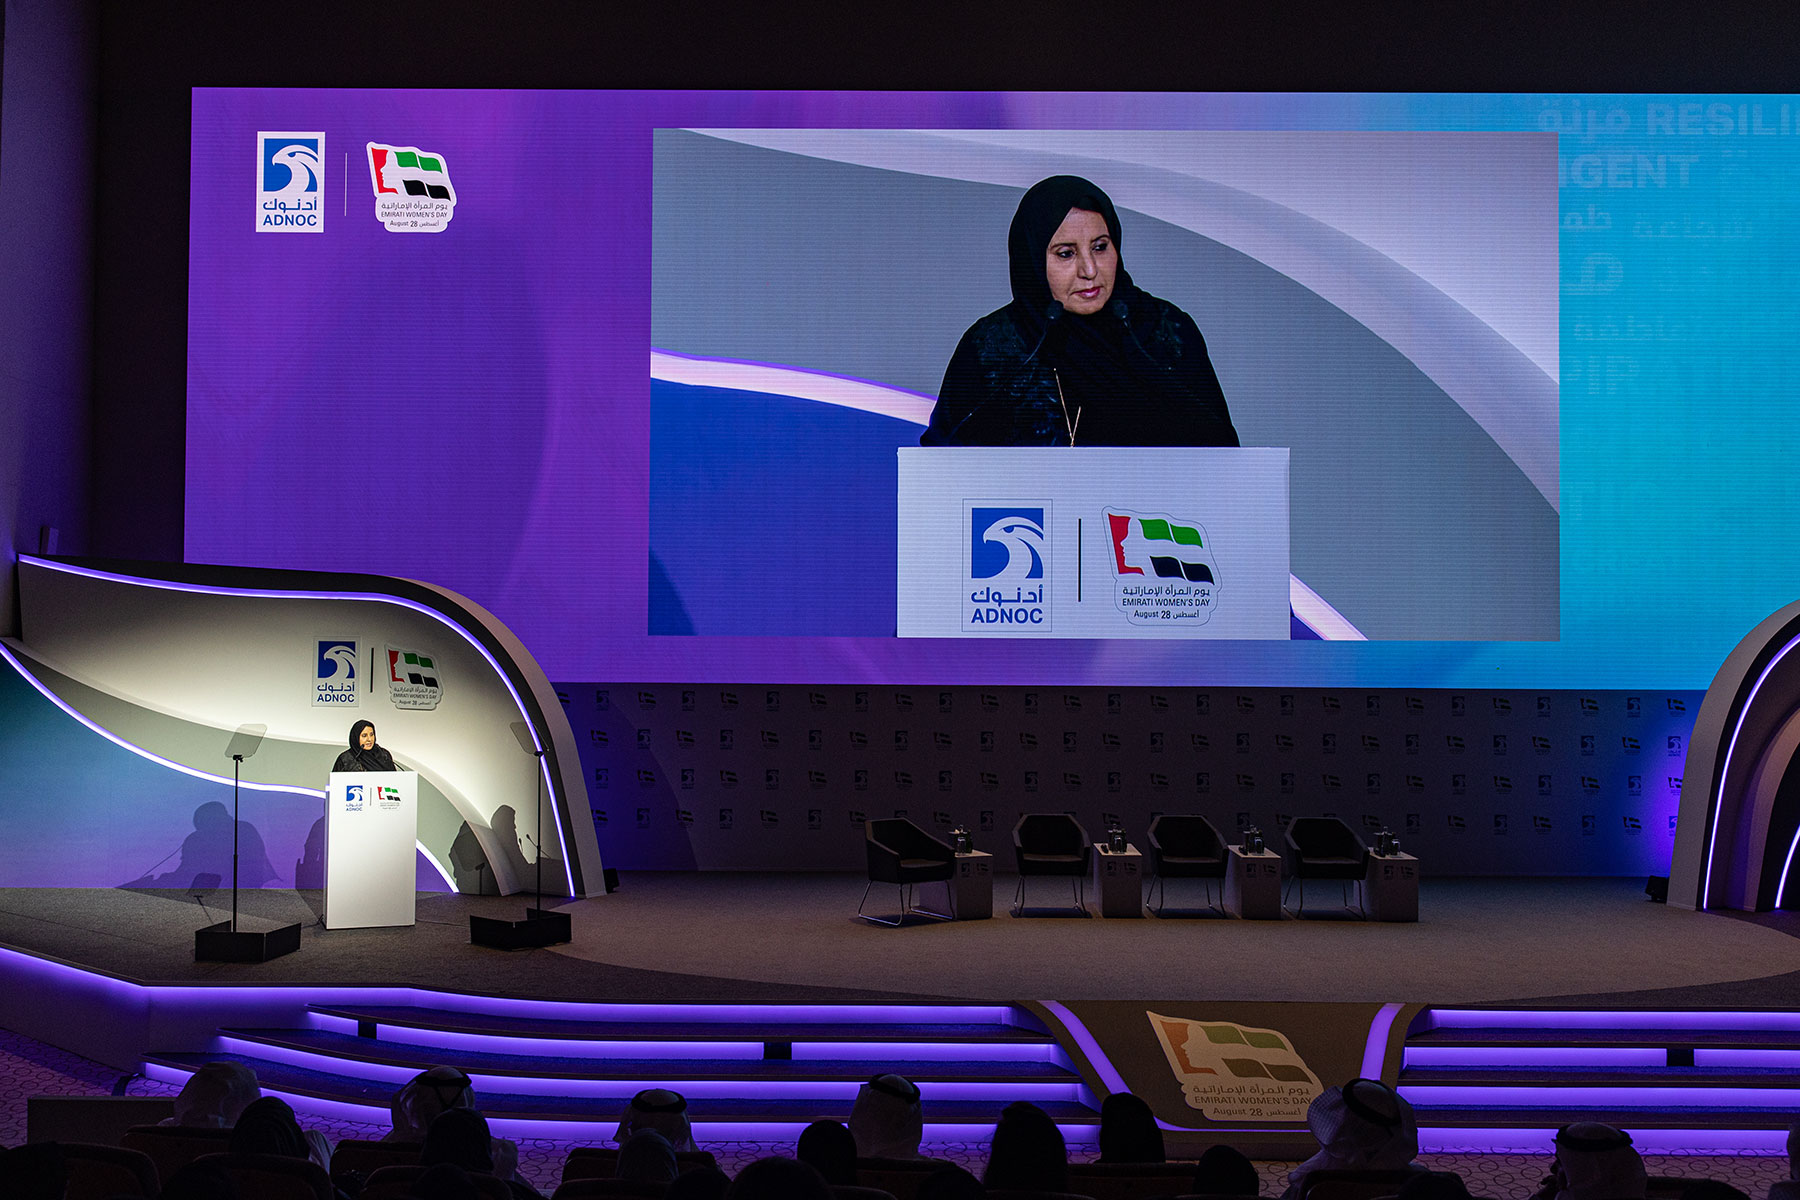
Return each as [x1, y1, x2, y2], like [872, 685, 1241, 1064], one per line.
[964, 504, 1051, 633]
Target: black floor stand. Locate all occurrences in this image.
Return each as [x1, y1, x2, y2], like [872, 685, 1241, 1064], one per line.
[471, 730, 572, 950]
[197, 741, 301, 963]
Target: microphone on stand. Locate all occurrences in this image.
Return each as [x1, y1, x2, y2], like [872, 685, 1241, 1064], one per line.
[939, 303, 1064, 443]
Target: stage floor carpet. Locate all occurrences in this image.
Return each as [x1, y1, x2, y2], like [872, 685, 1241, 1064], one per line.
[2, 875, 1798, 1006]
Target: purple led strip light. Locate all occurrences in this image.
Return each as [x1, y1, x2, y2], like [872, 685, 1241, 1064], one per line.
[1775, 825, 1800, 909]
[1405, 1046, 1667, 1068]
[313, 998, 1016, 1024]
[1404, 1083, 1800, 1106]
[1703, 629, 1800, 910]
[1417, 1126, 1790, 1155]
[1424, 1009, 1800, 1031]
[19, 555, 575, 896]
[1360, 1001, 1403, 1079]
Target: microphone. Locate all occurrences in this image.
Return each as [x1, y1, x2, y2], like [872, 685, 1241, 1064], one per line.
[1112, 298, 1165, 370]
[937, 302, 1064, 443]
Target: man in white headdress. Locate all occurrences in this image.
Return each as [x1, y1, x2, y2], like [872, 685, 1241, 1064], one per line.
[160, 1061, 260, 1128]
[1283, 1078, 1420, 1200]
[849, 1074, 926, 1159]
[1528, 1123, 1647, 1200]
[616, 1088, 699, 1153]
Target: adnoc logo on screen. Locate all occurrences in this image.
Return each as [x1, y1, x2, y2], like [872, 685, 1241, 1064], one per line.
[964, 505, 1050, 632]
[256, 132, 324, 232]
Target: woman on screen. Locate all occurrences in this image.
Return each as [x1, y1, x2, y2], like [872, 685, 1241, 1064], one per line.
[921, 174, 1238, 448]
[333, 719, 398, 772]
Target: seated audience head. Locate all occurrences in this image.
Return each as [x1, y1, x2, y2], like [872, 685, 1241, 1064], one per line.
[617, 1129, 680, 1183]
[1193, 1143, 1260, 1196]
[0, 1143, 67, 1200]
[667, 1165, 733, 1200]
[916, 1164, 988, 1200]
[161, 1157, 242, 1200]
[421, 1107, 497, 1175]
[1549, 1123, 1647, 1200]
[230, 1096, 310, 1159]
[797, 1119, 859, 1185]
[850, 1072, 925, 1159]
[1284, 1079, 1418, 1199]
[983, 1100, 1069, 1193]
[725, 1155, 834, 1200]
[390, 1066, 478, 1141]
[1098, 1091, 1165, 1163]
[171, 1061, 262, 1129]
[1677, 1184, 1749, 1200]
[617, 1087, 699, 1152]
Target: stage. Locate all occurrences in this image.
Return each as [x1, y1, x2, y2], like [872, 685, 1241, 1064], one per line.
[1, 875, 1797, 1007]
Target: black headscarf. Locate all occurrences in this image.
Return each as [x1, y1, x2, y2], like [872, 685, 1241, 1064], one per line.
[336, 719, 398, 772]
[1003, 175, 1234, 446]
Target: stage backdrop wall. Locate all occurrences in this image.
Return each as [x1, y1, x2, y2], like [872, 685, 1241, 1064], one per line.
[571, 685, 1697, 877]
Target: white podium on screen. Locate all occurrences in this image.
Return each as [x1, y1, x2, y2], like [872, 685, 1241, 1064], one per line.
[897, 447, 1289, 640]
[326, 772, 418, 929]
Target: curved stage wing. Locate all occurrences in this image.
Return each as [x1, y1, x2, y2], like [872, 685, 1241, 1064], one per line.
[3, 555, 604, 898]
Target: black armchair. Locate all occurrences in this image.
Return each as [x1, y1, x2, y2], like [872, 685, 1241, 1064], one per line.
[1146, 814, 1228, 915]
[1284, 816, 1369, 916]
[859, 818, 957, 925]
[1011, 813, 1092, 915]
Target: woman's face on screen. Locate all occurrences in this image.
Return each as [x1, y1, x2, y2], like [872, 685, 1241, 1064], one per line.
[1044, 207, 1117, 316]
[359, 725, 377, 750]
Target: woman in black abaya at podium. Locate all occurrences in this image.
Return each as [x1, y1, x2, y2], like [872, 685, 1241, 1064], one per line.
[333, 719, 399, 772]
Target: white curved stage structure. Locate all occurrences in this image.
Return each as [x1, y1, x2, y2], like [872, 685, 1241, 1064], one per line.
[5, 556, 605, 898]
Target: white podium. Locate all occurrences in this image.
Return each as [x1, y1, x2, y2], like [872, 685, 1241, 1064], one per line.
[897, 447, 1289, 639]
[326, 772, 418, 929]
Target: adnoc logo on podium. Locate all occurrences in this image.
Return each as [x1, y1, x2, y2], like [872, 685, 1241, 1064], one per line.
[964, 505, 1049, 632]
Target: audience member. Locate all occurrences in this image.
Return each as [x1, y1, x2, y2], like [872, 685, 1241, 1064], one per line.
[725, 1155, 834, 1200]
[231, 1094, 333, 1172]
[850, 1073, 926, 1159]
[917, 1164, 988, 1200]
[1680, 1183, 1750, 1200]
[1193, 1143, 1261, 1196]
[617, 1129, 681, 1183]
[1282, 1079, 1420, 1200]
[667, 1165, 733, 1200]
[421, 1108, 545, 1200]
[1098, 1091, 1165, 1163]
[160, 1157, 241, 1200]
[1526, 1123, 1647, 1200]
[982, 1100, 1069, 1193]
[617, 1087, 700, 1152]
[797, 1119, 860, 1185]
[387, 1065, 523, 1182]
[0, 1142, 67, 1200]
[162, 1061, 262, 1129]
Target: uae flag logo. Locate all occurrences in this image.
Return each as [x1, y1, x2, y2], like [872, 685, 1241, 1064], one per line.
[366, 142, 458, 231]
[1147, 1012, 1321, 1120]
[1108, 511, 1215, 582]
[1106, 510, 1219, 627]
[386, 645, 443, 710]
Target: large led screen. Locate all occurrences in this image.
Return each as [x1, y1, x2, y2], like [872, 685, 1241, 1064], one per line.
[188, 92, 1800, 687]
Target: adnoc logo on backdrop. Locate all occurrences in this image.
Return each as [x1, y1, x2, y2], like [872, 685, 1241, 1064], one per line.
[256, 132, 324, 232]
[314, 639, 359, 708]
[964, 505, 1049, 632]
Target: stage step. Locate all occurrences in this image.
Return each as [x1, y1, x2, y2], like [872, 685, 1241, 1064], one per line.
[1399, 1008, 1800, 1143]
[142, 1000, 1101, 1137]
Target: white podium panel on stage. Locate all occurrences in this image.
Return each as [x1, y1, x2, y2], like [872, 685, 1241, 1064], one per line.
[326, 772, 418, 929]
[897, 447, 1290, 639]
